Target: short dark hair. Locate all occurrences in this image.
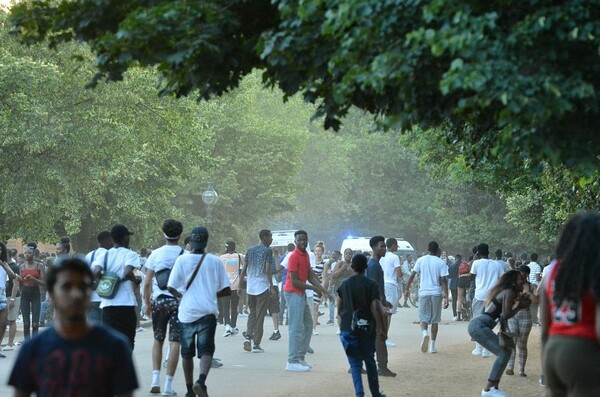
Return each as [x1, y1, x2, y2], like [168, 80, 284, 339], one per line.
[46, 255, 93, 295]
[163, 219, 183, 240]
[428, 241, 440, 254]
[351, 253, 368, 273]
[369, 236, 385, 249]
[477, 243, 489, 256]
[58, 236, 71, 253]
[386, 238, 398, 249]
[495, 249, 503, 259]
[294, 230, 307, 237]
[259, 229, 272, 240]
[287, 243, 295, 252]
[531, 253, 538, 262]
[97, 231, 111, 243]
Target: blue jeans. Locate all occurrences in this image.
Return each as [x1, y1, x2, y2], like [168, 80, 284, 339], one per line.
[468, 314, 511, 382]
[180, 314, 216, 359]
[284, 292, 312, 363]
[340, 331, 382, 397]
[328, 298, 336, 323]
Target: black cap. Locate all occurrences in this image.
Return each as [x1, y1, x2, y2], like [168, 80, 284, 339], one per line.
[111, 224, 134, 240]
[190, 226, 209, 250]
[225, 240, 236, 249]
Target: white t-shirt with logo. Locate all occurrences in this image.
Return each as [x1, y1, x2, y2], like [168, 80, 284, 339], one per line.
[85, 247, 108, 303]
[92, 247, 141, 308]
[168, 253, 230, 323]
[145, 244, 184, 300]
[471, 258, 506, 301]
[414, 254, 449, 296]
[381, 251, 401, 286]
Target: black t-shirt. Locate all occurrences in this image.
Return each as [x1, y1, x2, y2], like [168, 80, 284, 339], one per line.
[337, 274, 380, 332]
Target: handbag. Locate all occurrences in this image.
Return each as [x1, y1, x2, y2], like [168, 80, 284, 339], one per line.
[96, 251, 121, 299]
[498, 329, 516, 349]
[155, 248, 184, 290]
[351, 308, 374, 336]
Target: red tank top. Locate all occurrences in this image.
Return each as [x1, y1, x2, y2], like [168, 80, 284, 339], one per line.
[546, 262, 596, 341]
[21, 266, 41, 287]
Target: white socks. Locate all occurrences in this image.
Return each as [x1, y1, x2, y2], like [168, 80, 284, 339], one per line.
[422, 329, 428, 337]
[151, 370, 160, 387]
[430, 340, 436, 349]
[164, 375, 174, 392]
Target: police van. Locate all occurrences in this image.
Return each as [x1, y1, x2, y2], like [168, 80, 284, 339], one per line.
[340, 236, 416, 257]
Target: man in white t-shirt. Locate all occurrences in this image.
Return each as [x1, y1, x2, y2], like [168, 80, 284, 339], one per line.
[405, 241, 449, 354]
[470, 243, 506, 357]
[85, 230, 113, 323]
[92, 224, 141, 351]
[143, 219, 185, 396]
[167, 226, 230, 397]
[380, 238, 401, 348]
[527, 253, 542, 325]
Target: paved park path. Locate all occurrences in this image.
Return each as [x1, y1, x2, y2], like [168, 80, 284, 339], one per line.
[0, 306, 545, 396]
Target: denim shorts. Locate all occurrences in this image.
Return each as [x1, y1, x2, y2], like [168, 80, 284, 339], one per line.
[180, 314, 216, 359]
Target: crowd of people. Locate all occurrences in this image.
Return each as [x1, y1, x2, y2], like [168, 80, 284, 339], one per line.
[1, 212, 600, 397]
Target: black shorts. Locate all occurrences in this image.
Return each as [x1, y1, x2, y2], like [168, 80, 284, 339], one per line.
[268, 286, 280, 314]
[458, 276, 471, 289]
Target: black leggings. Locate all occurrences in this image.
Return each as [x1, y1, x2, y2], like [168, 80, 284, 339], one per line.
[20, 286, 40, 339]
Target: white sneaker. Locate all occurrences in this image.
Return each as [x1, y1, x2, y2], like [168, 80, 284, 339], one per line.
[385, 339, 396, 347]
[420, 335, 430, 353]
[429, 345, 437, 354]
[231, 327, 239, 335]
[162, 390, 177, 396]
[313, 329, 319, 335]
[336, 328, 341, 335]
[472, 348, 483, 356]
[481, 386, 507, 396]
[481, 350, 492, 358]
[223, 325, 232, 337]
[286, 362, 310, 372]
[452, 316, 459, 321]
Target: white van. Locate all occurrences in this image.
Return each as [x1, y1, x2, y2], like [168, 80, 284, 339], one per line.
[340, 236, 416, 257]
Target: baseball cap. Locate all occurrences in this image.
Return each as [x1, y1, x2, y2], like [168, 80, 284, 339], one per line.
[190, 226, 209, 250]
[111, 224, 134, 240]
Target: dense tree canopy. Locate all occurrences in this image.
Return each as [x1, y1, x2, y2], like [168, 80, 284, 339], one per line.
[9, 0, 600, 174]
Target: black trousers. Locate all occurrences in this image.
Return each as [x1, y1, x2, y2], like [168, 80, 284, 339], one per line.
[102, 305, 137, 351]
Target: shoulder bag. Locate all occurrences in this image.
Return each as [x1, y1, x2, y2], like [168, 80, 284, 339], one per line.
[155, 248, 185, 290]
[96, 251, 121, 299]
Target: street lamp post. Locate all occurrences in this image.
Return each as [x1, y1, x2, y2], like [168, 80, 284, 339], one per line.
[201, 183, 219, 228]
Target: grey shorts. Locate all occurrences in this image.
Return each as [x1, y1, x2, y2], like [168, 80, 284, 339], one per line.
[418, 295, 442, 324]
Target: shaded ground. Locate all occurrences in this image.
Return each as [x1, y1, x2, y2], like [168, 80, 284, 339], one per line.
[0, 306, 545, 396]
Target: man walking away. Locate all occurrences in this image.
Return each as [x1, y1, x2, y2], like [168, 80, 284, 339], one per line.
[167, 226, 230, 397]
[405, 241, 449, 354]
[338, 253, 387, 397]
[143, 219, 184, 395]
[367, 236, 396, 377]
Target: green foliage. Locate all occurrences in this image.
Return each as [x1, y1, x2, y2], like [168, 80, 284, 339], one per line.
[8, 1, 600, 174]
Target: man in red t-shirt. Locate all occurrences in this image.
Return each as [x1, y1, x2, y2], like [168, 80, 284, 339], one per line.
[283, 230, 332, 372]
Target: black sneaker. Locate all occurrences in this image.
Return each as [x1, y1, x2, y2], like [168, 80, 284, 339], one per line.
[269, 331, 281, 340]
[192, 381, 208, 397]
[378, 367, 397, 377]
